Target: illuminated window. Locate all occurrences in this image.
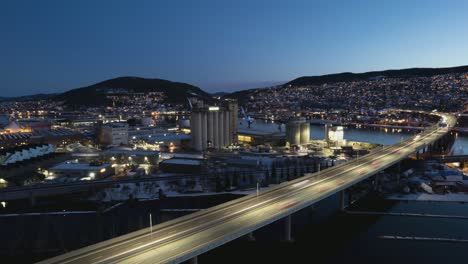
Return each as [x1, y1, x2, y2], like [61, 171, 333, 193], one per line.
[238, 135, 252, 142]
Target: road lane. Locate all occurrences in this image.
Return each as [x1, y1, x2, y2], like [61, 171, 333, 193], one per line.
[39, 114, 456, 264]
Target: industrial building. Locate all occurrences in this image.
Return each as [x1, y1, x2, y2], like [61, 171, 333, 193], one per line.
[325, 124, 345, 146]
[0, 144, 56, 166]
[190, 100, 238, 151]
[97, 122, 129, 146]
[286, 117, 310, 146]
[0, 128, 82, 148]
[48, 161, 113, 180]
[102, 147, 159, 165]
[130, 131, 191, 152]
[159, 158, 204, 174]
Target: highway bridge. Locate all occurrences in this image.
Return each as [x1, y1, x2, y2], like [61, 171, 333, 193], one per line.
[40, 113, 457, 264]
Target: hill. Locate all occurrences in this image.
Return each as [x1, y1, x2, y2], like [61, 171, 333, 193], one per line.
[0, 94, 57, 103]
[223, 87, 269, 106]
[286, 65, 468, 86]
[56, 77, 210, 107]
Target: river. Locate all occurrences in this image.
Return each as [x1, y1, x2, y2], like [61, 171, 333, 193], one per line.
[7, 121, 468, 263]
[205, 121, 468, 264]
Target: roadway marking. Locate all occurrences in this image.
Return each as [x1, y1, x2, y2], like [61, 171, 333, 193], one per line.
[46, 116, 455, 264]
[90, 256, 103, 262]
[103, 125, 443, 262]
[337, 180, 346, 186]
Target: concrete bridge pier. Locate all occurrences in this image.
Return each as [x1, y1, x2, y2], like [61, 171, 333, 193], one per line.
[246, 232, 256, 241]
[340, 190, 346, 211]
[374, 173, 381, 190]
[29, 191, 36, 207]
[188, 256, 198, 264]
[397, 162, 401, 184]
[283, 215, 293, 242]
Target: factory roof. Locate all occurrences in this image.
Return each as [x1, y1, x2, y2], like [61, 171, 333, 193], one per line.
[132, 133, 191, 142]
[103, 147, 159, 156]
[0, 144, 53, 156]
[160, 158, 203, 166]
[103, 122, 128, 128]
[237, 121, 285, 137]
[50, 162, 110, 171]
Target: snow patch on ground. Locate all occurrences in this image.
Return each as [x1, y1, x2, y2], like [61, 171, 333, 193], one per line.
[89, 181, 279, 201]
[89, 181, 167, 202]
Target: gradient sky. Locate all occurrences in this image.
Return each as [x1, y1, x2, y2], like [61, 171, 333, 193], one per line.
[1, 0, 468, 96]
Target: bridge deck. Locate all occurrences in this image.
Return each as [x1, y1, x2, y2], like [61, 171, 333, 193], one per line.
[39, 114, 456, 264]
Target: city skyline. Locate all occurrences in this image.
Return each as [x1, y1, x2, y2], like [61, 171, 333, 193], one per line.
[2, 0, 468, 96]
[1, 1, 467, 264]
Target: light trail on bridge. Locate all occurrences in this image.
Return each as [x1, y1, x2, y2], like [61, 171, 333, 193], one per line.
[39, 113, 457, 264]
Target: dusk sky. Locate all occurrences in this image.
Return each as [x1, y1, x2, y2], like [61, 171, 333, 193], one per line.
[1, 0, 468, 96]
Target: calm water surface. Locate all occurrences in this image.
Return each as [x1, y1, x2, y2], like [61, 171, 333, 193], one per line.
[218, 121, 468, 264]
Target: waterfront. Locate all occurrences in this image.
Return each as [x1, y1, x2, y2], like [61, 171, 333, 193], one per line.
[309, 124, 415, 145]
[200, 198, 468, 264]
[452, 132, 468, 155]
[329, 201, 468, 263]
[2, 121, 467, 263]
[202, 121, 468, 264]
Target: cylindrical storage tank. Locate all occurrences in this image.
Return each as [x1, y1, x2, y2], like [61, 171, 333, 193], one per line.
[286, 123, 292, 145]
[207, 111, 214, 148]
[286, 117, 305, 145]
[224, 111, 230, 146]
[201, 112, 208, 150]
[293, 123, 301, 145]
[300, 122, 310, 144]
[191, 112, 202, 151]
[219, 111, 224, 149]
[227, 101, 239, 143]
[324, 124, 329, 141]
[213, 111, 219, 148]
